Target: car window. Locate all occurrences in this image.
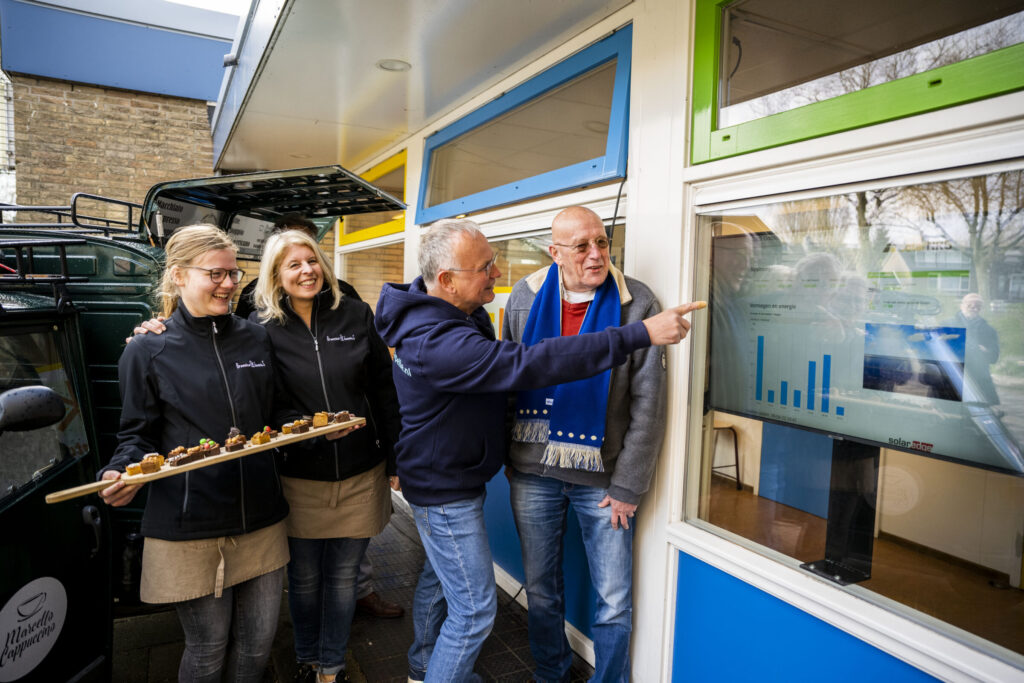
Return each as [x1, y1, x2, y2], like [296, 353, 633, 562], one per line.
[0, 330, 89, 501]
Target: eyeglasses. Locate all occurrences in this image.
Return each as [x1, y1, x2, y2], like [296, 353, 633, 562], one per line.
[551, 237, 610, 254]
[183, 266, 244, 284]
[446, 255, 498, 275]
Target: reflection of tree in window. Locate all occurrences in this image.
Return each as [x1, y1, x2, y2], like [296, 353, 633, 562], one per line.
[721, 5, 1024, 126]
[904, 171, 1024, 303]
[0, 335, 44, 391]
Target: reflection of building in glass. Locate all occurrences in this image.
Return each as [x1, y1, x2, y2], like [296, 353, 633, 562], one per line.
[992, 248, 1024, 301]
[872, 245, 972, 295]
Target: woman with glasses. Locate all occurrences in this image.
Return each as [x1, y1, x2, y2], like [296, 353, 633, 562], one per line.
[251, 229, 400, 683]
[98, 224, 292, 683]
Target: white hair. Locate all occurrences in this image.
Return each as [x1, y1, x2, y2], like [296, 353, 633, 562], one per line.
[419, 218, 484, 282]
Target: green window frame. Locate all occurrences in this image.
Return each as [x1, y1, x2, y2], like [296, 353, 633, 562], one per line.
[691, 0, 1024, 164]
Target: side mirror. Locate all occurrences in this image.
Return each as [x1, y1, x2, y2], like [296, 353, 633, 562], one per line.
[0, 386, 66, 434]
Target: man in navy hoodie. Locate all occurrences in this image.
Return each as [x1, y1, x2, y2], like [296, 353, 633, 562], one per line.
[375, 219, 702, 683]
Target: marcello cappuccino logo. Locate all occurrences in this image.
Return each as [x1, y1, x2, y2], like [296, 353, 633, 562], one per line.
[0, 577, 67, 681]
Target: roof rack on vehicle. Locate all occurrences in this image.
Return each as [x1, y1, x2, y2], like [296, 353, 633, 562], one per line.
[0, 237, 90, 314]
[0, 193, 142, 239]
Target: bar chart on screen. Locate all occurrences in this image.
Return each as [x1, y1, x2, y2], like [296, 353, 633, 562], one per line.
[754, 334, 848, 418]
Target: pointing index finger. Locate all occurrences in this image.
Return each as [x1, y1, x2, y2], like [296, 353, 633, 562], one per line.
[674, 301, 707, 315]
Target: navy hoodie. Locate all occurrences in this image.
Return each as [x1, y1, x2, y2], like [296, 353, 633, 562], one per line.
[374, 277, 652, 506]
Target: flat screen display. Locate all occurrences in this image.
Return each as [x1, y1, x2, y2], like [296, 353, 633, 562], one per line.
[706, 173, 1024, 475]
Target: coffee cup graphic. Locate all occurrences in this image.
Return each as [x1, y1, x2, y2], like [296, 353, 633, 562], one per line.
[16, 592, 46, 621]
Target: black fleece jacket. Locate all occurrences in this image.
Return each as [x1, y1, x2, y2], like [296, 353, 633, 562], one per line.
[262, 289, 400, 481]
[103, 304, 288, 541]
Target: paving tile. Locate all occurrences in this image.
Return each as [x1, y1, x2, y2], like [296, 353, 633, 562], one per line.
[479, 633, 508, 658]
[510, 644, 535, 668]
[478, 650, 531, 679]
[356, 653, 410, 681]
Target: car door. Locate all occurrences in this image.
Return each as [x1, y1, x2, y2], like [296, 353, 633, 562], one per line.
[0, 309, 111, 683]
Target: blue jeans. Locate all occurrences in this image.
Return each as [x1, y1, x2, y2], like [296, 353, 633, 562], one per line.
[175, 567, 284, 683]
[509, 470, 633, 683]
[287, 536, 370, 675]
[408, 494, 497, 683]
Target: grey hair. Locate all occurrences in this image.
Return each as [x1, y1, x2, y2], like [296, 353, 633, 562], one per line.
[419, 218, 484, 283]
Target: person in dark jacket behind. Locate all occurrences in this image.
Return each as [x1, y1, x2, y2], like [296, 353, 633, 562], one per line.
[374, 218, 703, 683]
[98, 225, 291, 682]
[253, 229, 402, 683]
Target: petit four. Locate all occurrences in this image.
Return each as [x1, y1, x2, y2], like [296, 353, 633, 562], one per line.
[139, 453, 164, 473]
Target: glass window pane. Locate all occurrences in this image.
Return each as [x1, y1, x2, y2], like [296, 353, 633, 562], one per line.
[0, 329, 90, 501]
[490, 222, 627, 289]
[341, 242, 405, 312]
[487, 223, 626, 338]
[426, 61, 617, 207]
[696, 169, 1024, 656]
[344, 164, 406, 235]
[720, 1, 1024, 127]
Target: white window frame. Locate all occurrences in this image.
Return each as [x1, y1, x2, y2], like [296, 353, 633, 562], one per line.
[669, 109, 1024, 680]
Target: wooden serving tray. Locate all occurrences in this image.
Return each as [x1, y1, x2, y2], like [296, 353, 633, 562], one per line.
[45, 417, 365, 504]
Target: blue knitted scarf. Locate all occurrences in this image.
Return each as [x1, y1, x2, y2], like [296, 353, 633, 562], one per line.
[512, 265, 619, 472]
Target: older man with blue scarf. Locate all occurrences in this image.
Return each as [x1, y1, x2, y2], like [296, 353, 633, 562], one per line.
[503, 206, 667, 683]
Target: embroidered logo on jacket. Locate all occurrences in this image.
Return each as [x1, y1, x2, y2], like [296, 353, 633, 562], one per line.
[326, 334, 356, 342]
[393, 356, 412, 377]
[235, 360, 267, 369]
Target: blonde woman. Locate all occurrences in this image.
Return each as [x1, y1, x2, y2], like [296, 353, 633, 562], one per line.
[99, 224, 289, 682]
[253, 229, 400, 683]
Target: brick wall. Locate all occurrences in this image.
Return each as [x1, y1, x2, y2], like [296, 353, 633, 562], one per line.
[11, 76, 213, 220]
[341, 242, 405, 311]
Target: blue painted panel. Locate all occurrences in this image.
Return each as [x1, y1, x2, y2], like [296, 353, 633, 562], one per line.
[758, 422, 832, 518]
[484, 473, 525, 580]
[416, 26, 632, 224]
[484, 473, 597, 639]
[0, 0, 229, 100]
[672, 551, 938, 682]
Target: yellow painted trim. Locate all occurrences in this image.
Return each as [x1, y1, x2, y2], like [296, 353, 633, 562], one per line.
[338, 217, 405, 245]
[339, 150, 408, 246]
[362, 149, 407, 191]
[494, 286, 513, 294]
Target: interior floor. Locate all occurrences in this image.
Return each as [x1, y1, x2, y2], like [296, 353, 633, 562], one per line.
[706, 475, 1024, 657]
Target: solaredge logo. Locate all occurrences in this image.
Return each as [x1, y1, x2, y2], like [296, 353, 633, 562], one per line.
[888, 437, 934, 453]
[0, 578, 67, 681]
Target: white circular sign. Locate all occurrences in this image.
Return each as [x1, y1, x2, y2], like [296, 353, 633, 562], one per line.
[0, 577, 67, 681]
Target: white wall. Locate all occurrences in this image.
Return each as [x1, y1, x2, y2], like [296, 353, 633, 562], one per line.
[879, 449, 1024, 587]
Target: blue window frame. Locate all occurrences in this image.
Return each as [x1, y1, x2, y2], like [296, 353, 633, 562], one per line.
[415, 25, 632, 224]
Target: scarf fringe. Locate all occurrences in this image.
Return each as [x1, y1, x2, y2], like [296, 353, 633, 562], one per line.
[512, 419, 550, 443]
[540, 441, 605, 473]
